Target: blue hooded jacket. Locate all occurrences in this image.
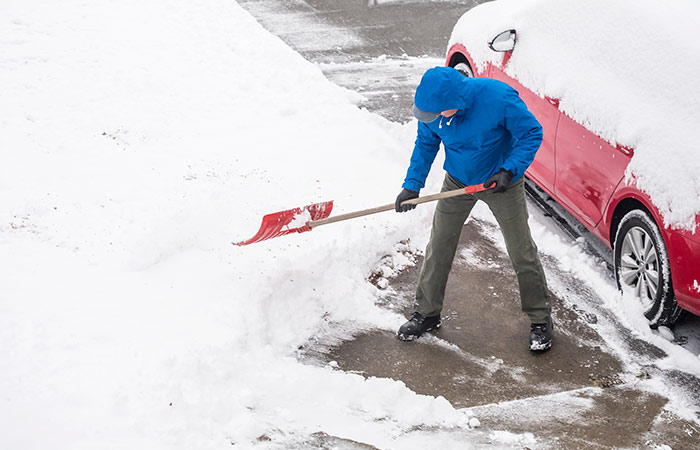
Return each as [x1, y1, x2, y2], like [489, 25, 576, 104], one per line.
[403, 66, 543, 192]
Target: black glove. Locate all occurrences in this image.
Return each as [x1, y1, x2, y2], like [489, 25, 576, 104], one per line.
[395, 189, 419, 212]
[483, 168, 514, 193]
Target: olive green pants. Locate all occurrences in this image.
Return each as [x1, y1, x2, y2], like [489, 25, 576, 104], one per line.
[415, 173, 551, 323]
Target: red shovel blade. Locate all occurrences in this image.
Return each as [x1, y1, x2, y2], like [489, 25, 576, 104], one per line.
[233, 201, 334, 246]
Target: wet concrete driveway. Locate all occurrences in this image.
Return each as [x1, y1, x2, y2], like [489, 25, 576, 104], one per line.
[320, 219, 698, 448]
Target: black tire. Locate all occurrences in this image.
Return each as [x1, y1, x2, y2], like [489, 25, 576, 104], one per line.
[613, 210, 683, 327]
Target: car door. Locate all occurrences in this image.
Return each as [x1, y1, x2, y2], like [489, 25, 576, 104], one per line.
[488, 66, 560, 194]
[554, 113, 632, 227]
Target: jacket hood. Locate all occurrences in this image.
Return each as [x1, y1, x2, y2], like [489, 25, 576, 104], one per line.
[414, 66, 475, 113]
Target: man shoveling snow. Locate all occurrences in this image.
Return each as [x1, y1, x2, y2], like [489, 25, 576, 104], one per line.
[395, 66, 553, 352]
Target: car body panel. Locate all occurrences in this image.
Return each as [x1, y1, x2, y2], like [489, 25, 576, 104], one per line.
[554, 112, 631, 228]
[599, 182, 651, 245]
[674, 216, 700, 244]
[667, 232, 700, 316]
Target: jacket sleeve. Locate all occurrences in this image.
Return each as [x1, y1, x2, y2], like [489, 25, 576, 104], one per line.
[402, 122, 442, 192]
[500, 87, 543, 179]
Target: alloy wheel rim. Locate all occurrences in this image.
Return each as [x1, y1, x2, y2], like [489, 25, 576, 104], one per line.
[619, 226, 660, 309]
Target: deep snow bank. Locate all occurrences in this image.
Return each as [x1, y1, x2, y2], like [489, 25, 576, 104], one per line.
[0, 0, 480, 448]
[450, 0, 700, 231]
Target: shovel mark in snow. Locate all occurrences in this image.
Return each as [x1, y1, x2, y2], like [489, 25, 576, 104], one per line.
[421, 335, 528, 382]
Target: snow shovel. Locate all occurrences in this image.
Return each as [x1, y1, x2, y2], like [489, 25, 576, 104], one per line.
[233, 184, 490, 246]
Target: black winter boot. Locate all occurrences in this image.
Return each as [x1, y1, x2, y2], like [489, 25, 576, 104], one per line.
[529, 317, 553, 351]
[397, 312, 441, 341]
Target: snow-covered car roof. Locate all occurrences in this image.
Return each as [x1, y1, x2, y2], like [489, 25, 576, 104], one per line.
[449, 0, 700, 232]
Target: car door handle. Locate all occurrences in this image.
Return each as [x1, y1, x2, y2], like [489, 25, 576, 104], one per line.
[545, 96, 560, 108]
[615, 144, 634, 156]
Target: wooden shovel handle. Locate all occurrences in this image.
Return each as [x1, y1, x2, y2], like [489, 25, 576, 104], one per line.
[309, 184, 489, 229]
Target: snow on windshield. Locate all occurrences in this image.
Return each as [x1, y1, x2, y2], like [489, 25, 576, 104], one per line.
[449, 0, 700, 232]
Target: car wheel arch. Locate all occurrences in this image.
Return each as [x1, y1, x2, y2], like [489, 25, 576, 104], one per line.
[448, 52, 473, 73]
[610, 197, 653, 245]
[446, 44, 478, 76]
[606, 187, 671, 245]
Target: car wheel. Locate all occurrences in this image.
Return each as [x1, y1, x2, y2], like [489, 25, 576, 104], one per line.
[453, 61, 474, 78]
[614, 210, 683, 327]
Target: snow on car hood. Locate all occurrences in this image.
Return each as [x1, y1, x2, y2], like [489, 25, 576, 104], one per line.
[449, 0, 700, 232]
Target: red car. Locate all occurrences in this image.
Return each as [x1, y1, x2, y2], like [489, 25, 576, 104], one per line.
[445, 27, 700, 327]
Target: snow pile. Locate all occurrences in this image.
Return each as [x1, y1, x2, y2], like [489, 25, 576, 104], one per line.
[0, 0, 478, 448]
[450, 0, 700, 231]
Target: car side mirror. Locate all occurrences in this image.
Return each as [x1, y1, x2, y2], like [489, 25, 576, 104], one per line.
[489, 30, 516, 52]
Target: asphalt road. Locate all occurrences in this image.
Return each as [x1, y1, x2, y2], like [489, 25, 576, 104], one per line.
[240, 1, 700, 448]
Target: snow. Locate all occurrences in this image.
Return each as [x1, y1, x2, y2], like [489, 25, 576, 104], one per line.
[656, 326, 675, 342]
[652, 445, 673, 450]
[449, 0, 700, 232]
[287, 209, 312, 229]
[0, 0, 472, 448]
[488, 430, 536, 446]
